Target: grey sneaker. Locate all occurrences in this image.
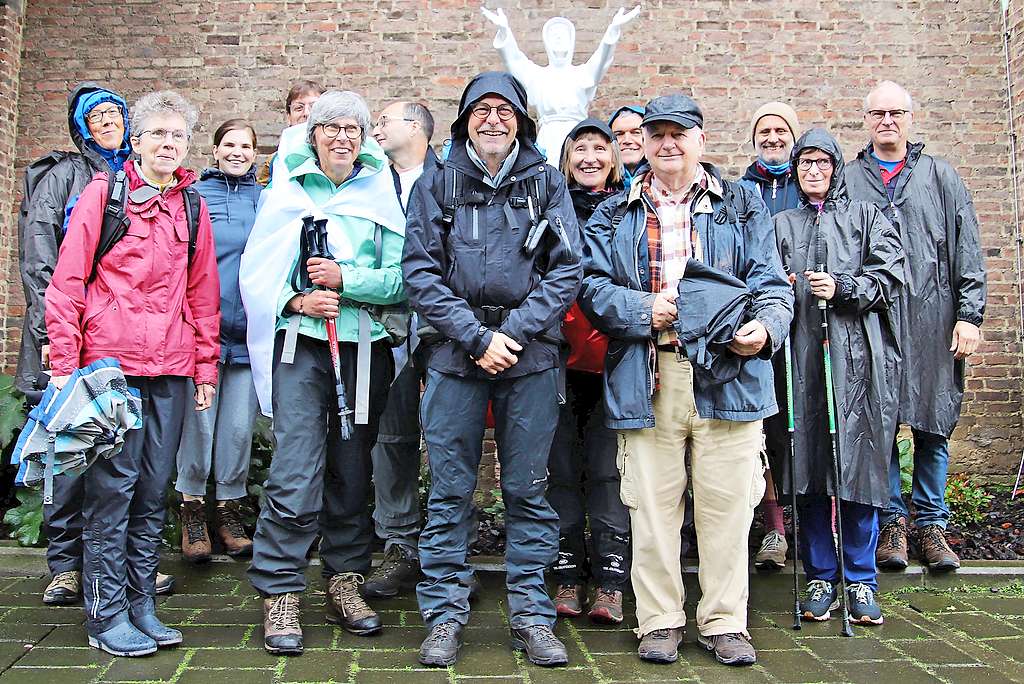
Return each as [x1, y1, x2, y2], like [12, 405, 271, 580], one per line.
[698, 632, 756, 666]
[847, 583, 884, 625]
[638, 628, 683, 663]
[754, 530, 788, 571]
[801, 579, 838, 621]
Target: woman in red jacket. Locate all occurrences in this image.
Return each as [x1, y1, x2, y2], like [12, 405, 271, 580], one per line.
[548, 119, 629, 624]
[45, 91, 220, 657]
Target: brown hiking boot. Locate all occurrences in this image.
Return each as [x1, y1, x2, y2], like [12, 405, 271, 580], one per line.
[43, 570, 82, 605]
[638, 628, 683, 663]
[918, 524, 960, 572]
[876, 516, 909, 570]
[553, 584, 584, 617]
[325, 573, 382, 635]
[213, 500, 253, 558]
[263, 593, 303, 655]
[588, 587, 623, 624]
[180, 500, 212, 564]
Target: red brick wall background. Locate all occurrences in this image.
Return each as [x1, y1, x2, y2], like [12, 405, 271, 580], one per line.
[0, 0, 25, 381]
[4, 0, 1024, 478]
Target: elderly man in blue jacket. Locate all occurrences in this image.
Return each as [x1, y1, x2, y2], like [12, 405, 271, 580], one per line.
[579, 94, 793, 667]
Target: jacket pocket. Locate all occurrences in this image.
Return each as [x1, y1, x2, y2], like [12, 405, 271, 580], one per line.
[173, 306, 198, 352]
[616, 433, 639, 510]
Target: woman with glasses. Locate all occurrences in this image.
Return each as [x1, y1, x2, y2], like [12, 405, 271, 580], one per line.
[45, 90, 220, 656]
[768, 128, 904, 627]
[20, 83, 135, 609]
[174, 120, 262, 564]
[548, 118, 630, 624]
[239, 91, 406, 655]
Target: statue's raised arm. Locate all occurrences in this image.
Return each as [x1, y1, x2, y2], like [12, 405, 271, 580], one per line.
[482, 6, 542, 89]
[583, 6, 641, 86]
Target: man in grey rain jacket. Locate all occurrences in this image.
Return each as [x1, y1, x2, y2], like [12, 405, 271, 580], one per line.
[845, 81, 986, 573]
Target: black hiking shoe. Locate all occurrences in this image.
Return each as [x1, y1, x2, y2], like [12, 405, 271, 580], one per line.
[510, 625, 568, 666]
[363, 545, 418, 599]
[419, 620, 463, 667]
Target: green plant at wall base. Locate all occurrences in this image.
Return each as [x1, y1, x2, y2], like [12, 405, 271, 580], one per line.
[0, 375, 42, 548]
[897, 438, 913, 495]
[945, 473, 992, 527]
[3, 489, 44, 547]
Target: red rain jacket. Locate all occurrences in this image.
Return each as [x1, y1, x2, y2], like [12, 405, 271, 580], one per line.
[46, 160, 221, 385]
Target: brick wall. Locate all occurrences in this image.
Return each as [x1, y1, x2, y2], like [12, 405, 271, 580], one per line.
[0, 0, 25, 377]
[5, 0, 1024, 478]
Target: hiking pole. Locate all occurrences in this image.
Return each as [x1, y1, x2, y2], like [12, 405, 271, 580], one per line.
[815, 223, 854, 638]
[303, 217, 354, 440]
[780, 240, 801, 631]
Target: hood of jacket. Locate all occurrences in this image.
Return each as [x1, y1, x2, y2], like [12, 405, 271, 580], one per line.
[451, 71, 537, 144]
[791, 127, 847, 206]
[67, 82, 132, 173]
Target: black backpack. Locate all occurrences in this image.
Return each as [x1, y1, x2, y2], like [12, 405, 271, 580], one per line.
[17, 151, 77, 246]
[90, 169, 202, 282]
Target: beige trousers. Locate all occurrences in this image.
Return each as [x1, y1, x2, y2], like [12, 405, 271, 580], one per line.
[618, 351, 765, 638]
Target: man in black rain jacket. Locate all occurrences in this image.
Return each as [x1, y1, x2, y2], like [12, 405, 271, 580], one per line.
[403, 71, 582, 668]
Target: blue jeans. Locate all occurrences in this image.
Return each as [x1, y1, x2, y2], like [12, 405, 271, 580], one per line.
[417, 368, 559, 630]
[884, 429, 950, 529]
[798, 498, 879, 591]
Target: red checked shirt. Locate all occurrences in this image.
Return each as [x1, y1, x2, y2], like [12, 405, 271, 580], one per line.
[643, 167, 709, 347]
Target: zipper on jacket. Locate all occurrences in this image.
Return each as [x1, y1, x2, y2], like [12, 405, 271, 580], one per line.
[472, 206, 479, 241]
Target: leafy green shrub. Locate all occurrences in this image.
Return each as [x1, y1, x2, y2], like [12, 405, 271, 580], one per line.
[0, 376, 40, 547]
[945, 473, 993, 527]
[3, 489, 44, 546]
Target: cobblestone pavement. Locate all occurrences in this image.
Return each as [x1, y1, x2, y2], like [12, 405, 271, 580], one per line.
[0, 554, 1021, 683]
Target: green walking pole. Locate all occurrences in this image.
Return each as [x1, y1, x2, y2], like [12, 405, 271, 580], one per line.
[785, 332, 801, 631]
[816, 221, 854, 638]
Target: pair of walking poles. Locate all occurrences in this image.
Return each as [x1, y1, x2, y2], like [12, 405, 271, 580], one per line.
[782, 231, 854, 637]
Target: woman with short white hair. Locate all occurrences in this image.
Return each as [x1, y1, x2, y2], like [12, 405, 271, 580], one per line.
[46, 90, 220, 656]
[240, 90, 406, 655]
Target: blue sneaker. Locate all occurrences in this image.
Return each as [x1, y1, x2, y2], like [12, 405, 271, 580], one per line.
[131, 612, 183, 647]
[88, 620, 158, 657]
[847, 583, 884, 625]
[801, 580, 838, 621]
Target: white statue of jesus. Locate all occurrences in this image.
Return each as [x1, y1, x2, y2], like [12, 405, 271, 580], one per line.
[482, 5, 641, 164]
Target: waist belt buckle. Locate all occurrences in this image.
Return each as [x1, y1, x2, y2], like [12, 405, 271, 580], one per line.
[479, 305, 506, 328]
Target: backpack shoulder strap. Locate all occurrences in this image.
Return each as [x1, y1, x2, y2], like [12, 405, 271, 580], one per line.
[610, 199, 629, 228]
[719, 178, 741, 225]
[440, 163, 460, 227]
[527, 164, 549, 213]
[91, 170, 129, 282]
[182, 186, 201, 263]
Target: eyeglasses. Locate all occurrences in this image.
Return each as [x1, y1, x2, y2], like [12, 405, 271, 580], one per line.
[375, 116, 416, 129]
[797, 158, 833, 171]
[867, 109, 910, 122]
[85, 107, 122, 125]
[470, 103, 516, 121]
[138, 128, 189, 143]
[320, 123, 362, 140]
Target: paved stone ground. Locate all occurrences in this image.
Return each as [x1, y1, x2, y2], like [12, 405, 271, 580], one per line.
[0, 554, 1022, 683]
